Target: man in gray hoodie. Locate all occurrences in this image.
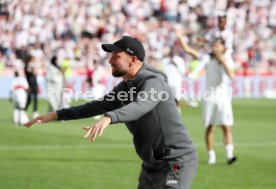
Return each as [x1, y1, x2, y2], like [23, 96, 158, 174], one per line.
[24, 36, 197, 189]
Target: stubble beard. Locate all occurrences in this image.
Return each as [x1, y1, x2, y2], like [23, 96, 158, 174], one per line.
[112, 69, 126, 77]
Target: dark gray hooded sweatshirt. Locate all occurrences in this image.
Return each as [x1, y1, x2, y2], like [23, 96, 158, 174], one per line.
[57, 63, 196, 168]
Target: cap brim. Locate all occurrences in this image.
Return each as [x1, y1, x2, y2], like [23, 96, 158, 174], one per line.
[102, 44, 122, 52]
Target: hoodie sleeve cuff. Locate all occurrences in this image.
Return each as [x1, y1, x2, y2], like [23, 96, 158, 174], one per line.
[56, 109, 64, 121]
[105, 111, 119, 124]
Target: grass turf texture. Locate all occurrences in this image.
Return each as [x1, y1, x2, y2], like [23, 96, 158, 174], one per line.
[0, 99, 275, 189]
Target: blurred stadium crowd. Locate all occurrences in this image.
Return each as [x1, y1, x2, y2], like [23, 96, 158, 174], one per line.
[0, 0, 276, 79]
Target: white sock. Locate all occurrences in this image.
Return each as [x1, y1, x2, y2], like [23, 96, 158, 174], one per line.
[13, 109, 19, 124]
[33, 111, 39, 119]
[225, 144, 234, 160]
[20, 110, 29, 125]
[208, 150, 216, 164]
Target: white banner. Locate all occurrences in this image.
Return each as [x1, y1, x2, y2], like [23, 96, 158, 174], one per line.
[2, 76, 276, 99]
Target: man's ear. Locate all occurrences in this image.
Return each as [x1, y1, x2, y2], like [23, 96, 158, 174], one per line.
[129, 56, 137, 67]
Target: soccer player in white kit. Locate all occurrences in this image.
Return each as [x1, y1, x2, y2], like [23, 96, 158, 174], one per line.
[162, 51, 186, 113]
[10, 71, 29, 125]
[46, 56, 64, 111]
[205, 15, 234, 65]
[177, 33, 237, 165]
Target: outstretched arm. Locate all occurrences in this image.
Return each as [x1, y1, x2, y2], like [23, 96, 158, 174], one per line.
[176, 31, 199, 59]
[24, 111, 57, 127]
[24, 82, 125, 128]
[24, 110, 112, 142]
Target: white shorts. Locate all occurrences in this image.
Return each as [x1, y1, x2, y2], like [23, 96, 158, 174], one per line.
[202, 93, 233, 128]
[13, 91, 27, 109]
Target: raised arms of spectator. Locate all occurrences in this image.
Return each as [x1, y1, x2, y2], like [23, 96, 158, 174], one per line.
[176, 31, 199, 59]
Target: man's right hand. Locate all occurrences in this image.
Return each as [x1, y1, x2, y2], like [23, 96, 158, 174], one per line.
[24, 112, 57, 128]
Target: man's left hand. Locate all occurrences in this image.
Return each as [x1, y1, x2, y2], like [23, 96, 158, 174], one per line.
[83, 116, 112, 142]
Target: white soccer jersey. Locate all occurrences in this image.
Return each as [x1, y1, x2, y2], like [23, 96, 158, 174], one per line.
[162, 56, 185, 101]
[205, 54, 234, 92]
[164, 63, 182, 101]
[46, 63, 64, 111]
[190, 54, 234, 92]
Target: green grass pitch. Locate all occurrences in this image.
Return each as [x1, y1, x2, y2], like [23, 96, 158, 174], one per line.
[0, 99, 275, 189]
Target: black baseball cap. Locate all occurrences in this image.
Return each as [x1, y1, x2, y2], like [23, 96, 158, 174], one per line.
[102, 36, 145, 61]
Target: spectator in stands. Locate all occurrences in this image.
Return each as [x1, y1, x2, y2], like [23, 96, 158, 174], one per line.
[0, 0, 275, 78]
